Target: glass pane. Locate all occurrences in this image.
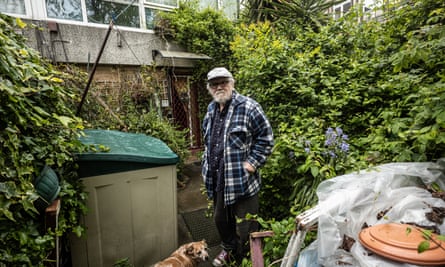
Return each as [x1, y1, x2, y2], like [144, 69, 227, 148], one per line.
[46, 0, 83, 21]
[145, 7, 158, 29]
[0, 0, 26, 14]
[198, 0, 217, 10]
[343, 2, 352, 13]
[334, 7, 341, 19]
[220, 0, 238, 20]
[146, 0, 177, 8]
[86, 0, 140, 28]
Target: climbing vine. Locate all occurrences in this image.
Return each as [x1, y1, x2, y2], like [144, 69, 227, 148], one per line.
[0, 15, 86, 265]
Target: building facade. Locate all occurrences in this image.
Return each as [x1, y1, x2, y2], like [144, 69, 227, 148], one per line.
[1, 0, 219, 149]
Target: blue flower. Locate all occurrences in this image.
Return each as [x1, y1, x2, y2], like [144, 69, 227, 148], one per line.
[340, 142, 349, 152]
[336, 127, 343, 136]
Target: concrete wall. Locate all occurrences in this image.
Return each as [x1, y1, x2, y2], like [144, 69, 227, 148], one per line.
[21, 20, 193, 67]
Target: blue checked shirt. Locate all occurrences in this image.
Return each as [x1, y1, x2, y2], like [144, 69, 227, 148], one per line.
[202, 90, 274, 205]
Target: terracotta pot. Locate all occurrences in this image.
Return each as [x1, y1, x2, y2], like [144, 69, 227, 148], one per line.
[359, 223, 445, 266]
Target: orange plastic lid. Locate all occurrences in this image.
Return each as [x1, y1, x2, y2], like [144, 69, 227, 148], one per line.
[359, 223, 445, 266]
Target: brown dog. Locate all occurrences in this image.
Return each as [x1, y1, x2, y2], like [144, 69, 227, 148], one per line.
[154, 240, 209, 267]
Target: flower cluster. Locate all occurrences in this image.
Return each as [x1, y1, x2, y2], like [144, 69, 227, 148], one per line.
[323, 127, 349, 159]
[304, 127, 350, 160]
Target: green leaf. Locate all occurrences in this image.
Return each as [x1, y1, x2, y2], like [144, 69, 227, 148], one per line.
[436, 110, 445, 125]
[0, 182, 18, 199]
[417, 240, 430, 253]
[15, 17, 27, 29]
[310, 166, 319, 177]
[19, 231, 28, 246]
[405, 227, 412, 235]
[53, 114, 74, 127]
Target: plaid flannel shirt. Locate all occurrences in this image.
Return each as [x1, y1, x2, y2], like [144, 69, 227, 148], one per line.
[202, 90, 274, 205]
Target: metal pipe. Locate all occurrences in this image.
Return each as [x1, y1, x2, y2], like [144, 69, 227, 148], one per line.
[76, 20, 113, 116]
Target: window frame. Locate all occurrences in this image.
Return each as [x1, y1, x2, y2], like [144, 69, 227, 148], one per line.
[2, 0, 177, 32]
[0, 0, 33, 18]
[332, 0, 352, 18]
[144, 0, 178, 9]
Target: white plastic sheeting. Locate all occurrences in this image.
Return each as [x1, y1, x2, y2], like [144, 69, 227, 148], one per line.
[297, 159, 445, 267]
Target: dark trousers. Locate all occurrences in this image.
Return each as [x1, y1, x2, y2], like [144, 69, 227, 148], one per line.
[213, 191, 259, 259]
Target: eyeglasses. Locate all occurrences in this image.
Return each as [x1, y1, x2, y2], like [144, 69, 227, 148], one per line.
[209, 80, 230, 89]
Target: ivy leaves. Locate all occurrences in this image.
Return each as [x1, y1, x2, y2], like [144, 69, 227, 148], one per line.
[0, 14, 86, 266]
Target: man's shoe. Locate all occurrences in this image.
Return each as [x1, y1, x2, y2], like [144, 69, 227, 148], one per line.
[212, 249, 231, 266]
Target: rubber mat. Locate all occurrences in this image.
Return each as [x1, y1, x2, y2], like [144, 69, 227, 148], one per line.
[181, 208, 220, 247]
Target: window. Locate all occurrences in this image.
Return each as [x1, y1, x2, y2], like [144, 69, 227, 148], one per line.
[86, 0, 140, 27]
[343, 2, 352, 13]
[334, 7, 341, 20]
[0, 0, 26, 15]
[46, 0, 83, 21]
[332, 0, 352, 19]
[145, 0, 177, 8]
[3, 0, 179, 30]
[145, 7, 157, 30]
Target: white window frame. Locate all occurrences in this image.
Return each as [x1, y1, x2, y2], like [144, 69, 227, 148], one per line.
[0, 0, 33, 19]
[3, 0, 176, 32]
[332, 0, 352, 18]
[144, 0, 178, 10]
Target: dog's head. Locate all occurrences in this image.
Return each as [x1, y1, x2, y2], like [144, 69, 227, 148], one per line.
[184, 240, 209, 263]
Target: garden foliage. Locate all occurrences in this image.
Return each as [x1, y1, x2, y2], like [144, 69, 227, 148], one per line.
[0, 16, 191, 266]
[72, 65, 191, 174]
[229, 0, 445, 262]
[159, 0, 444, 263]
[1, 0, 444, 264]
[232, 0, 445, 220]
[0, 15, 87, 266]
[157, 1, 235, 67]
[157, 2, 236, 121]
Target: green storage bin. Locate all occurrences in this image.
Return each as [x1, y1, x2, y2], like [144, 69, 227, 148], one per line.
[71, 129, 179, 267]
[75, 129, 179, 177]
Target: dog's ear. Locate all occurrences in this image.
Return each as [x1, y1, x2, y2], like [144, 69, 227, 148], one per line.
[185, 244, 195, 255]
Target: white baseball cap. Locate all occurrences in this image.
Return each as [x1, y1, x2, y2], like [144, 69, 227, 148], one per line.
[207, 67, 233, 81]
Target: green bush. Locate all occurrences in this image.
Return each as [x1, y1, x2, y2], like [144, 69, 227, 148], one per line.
[125, 108, 190, 173]
[72, 65, 191, 174]
[232, 0, 445, 220]
[0, 15, 86, 266]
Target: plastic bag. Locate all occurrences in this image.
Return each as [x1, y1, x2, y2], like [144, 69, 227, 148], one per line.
[297, 159, 445, 267]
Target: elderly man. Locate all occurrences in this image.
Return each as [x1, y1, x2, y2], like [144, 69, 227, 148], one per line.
[201, 67, 274, 266]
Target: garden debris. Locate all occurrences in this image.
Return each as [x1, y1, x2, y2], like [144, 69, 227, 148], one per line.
[376, 207, 392, 220]
[339, 235, 355, 252]
[296, 160, 445, 267]
[427, 184, 445, 201]
[425, 206, 445, 225]
[432, 191, 445, 201]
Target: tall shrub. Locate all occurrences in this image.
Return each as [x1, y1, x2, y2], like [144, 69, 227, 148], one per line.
[156, 2, 236, 121]
[231, 0, 445, 220]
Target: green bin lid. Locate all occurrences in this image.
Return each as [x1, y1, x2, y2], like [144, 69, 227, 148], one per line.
[76, 129, 179, 165]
